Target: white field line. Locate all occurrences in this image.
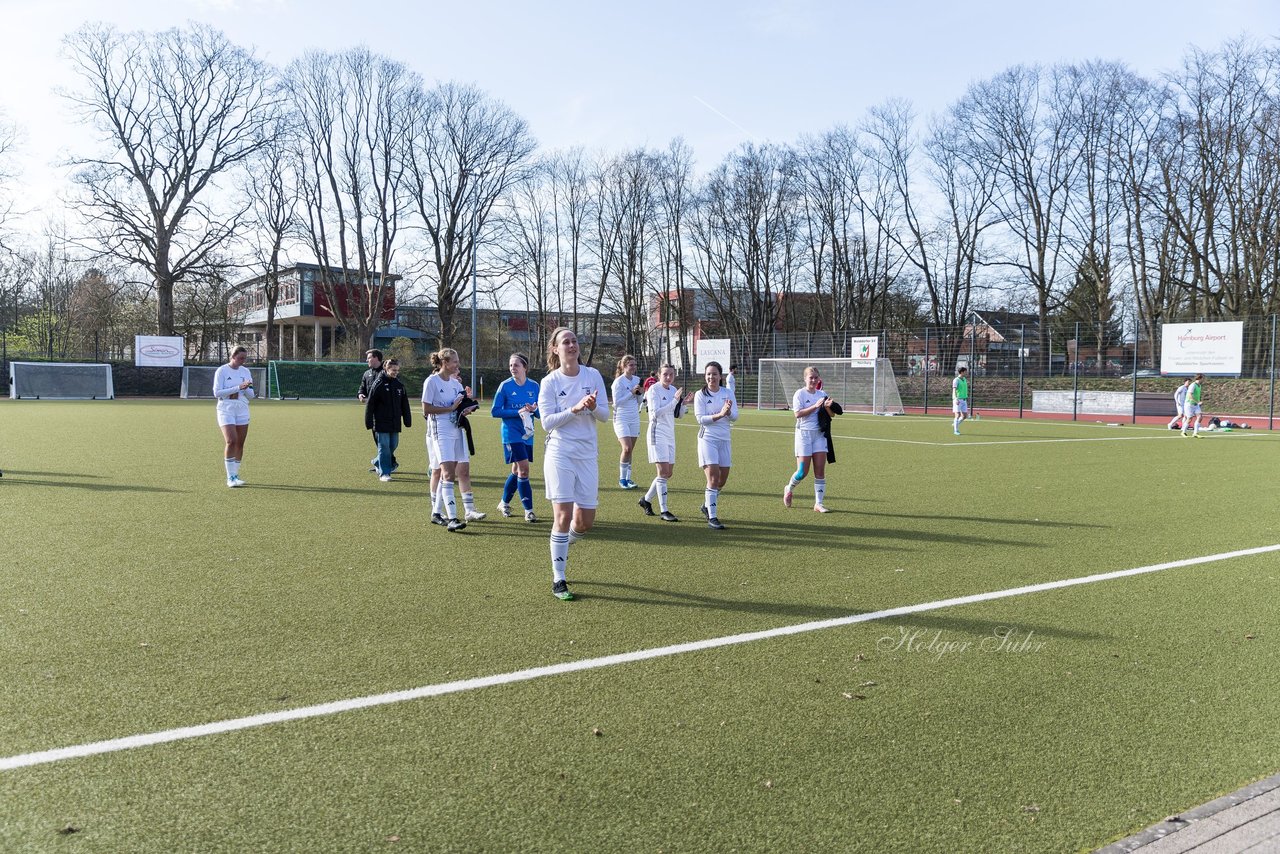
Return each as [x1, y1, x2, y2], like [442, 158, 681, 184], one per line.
[716, 422, 1178, 448]
[3, 543, 1278, 773]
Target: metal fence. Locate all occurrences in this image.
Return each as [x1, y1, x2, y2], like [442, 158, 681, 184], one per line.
[5, 317, 1278, 426]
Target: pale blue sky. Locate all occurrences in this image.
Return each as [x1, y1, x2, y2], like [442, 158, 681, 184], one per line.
[2, 0, 1278, 226]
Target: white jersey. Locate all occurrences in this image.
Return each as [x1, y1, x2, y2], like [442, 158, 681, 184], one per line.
[645, 382, 683, 446]
[694, 386, 737, 442]
[726, 372, 736, 396]
[213, 365, 255, 403]
[1173, 385, 1189, 408]
[611, 374, 643, 421]
[792, 387, 828, 432]
[422, 374, 465, 440]
[539, 365, 610, 458]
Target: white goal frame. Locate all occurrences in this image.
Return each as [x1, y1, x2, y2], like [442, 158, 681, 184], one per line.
[181, 366, 267, 399]
[756, 357, 904, 414]
[9, 362, 115, 400]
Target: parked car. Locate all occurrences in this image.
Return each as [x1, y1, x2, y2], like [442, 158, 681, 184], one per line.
[1120, 369, 1161, 379]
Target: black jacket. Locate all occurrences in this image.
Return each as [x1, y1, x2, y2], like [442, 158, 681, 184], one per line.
[358, 367, 383, 400]
[365, 374, 412, 433]
[817, 400, 844, 462]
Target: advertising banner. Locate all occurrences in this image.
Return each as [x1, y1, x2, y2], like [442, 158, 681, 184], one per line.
[135, 336, 185, 368]
[696, 338, 731, 375]
[1159, 322, 1243, 376]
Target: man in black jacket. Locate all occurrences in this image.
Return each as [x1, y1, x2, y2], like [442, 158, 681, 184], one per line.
[358, 349, 396, 472]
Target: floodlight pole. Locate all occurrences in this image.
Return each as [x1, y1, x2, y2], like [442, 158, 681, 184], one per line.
[461, 169, 489, 396]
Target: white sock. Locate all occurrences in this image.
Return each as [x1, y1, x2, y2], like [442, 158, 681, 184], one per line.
[568, 527, 585, 545]
[430, 492, 439, 513]
[550, 532, 569, 582]
[656, 477, 669, 512]
[646, 478, 659, 502]
[231, 460, 241, 478]
[462, 491, 477, 513]
[621, 462, 631, 482]
[815, 478, 826, 506]
[706, 488, 719, 518]
[441, 482, 457, 519]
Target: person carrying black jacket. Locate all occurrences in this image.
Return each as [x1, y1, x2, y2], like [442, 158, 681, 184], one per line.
[364, 358, 411, 481]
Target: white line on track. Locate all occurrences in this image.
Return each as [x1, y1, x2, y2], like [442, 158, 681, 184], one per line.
[3, 543, 1278, 773]
[718, 423, 1179, 448]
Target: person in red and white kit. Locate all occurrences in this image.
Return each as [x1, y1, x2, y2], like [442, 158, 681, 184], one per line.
[694, 361, 737, 530]
[538, 327, 610, 601]
[638, 364, 688, 522]
[213, 346, 255, 488]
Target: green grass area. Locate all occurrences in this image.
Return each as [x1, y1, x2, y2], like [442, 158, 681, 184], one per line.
[1, 400, 1278, 852]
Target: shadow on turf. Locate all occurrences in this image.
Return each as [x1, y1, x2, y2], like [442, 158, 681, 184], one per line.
[0, 469, 108, 478]
[566, 579, 1109, 640]
[454, 517, 1039, 551]
[0, 476, 182, 493]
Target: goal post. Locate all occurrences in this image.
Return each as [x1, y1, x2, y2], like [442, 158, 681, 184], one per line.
[180, 366, 267, 399]
[756, 357, 904, 414]
[266, 360, 367, 399]
[9, 362, 114, 399]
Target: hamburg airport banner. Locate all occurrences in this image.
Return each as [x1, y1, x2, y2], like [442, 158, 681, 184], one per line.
[851, 336, 879, 364]
[696, 338, 731, 374]
[1160, 322, 1243, 376]
[135, 336, 185, 368]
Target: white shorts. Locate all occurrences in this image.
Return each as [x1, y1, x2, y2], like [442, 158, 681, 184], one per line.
[1184, 404, 1202, 417]
[544, 454, 599, 509]
[613, 414, 640, 439]
[430, 429, 469, 464]
[794, 429, 826, 458]
[647, 439, 675, 465]
[216, 401, 250, 427]
[698, 436, 732, 468]
[425, 433, 439, 470]
[953, 400, 969, 415]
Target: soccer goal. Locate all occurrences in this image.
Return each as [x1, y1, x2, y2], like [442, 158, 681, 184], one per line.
[266, 360, 368, 399]
[9, 362, 114, 399]
[180, 365, 268, 399]
[756, 357, 904, 414]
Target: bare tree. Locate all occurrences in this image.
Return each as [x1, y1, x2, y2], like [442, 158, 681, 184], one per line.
[61, 23, 276, 335]
[403, 82, 536, 350]
[495, 159, 555, 358]
[591, 148, 659, 363]
[287, 48, 415, 353]
[545, 147, 592, 330]
[953, 64, 1085, 370]
[243, 111, 300, 360]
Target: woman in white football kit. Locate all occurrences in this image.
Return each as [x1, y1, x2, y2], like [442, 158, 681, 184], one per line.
[421, 349, 481, 532]
[213, 346, 255, 488]
[694, 361, 737, 530]
[610, 354, 644, 490]
[638, 364, 687, 523]
[784, 366, 834, 513]
[538, 327, 610, 602]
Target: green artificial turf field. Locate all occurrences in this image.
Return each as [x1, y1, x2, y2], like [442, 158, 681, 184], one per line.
[1, 399, 1278, 852]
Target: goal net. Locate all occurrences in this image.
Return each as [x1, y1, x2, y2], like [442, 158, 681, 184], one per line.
[266, 360, 367, 399]
[181, 366, 268, 399]
[756, 358, 904, 414]
[9, 362, 114, 399]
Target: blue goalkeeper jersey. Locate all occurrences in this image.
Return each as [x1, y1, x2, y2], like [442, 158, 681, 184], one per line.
[491, 376, 540, 444]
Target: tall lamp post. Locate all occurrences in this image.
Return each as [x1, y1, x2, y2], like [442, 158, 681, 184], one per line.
[462, 169, 487, 394]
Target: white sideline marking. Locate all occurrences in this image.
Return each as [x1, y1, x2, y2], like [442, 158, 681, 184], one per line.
[722, 423, 1176, 448]
[3, 543, 1278, 773]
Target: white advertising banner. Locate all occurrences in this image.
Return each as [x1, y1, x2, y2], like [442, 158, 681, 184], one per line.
[850, 336, 879, 364]
[1160, 322, 1243, 376]
[696, 338, 731, 375]
[135, 336, 185, 368]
